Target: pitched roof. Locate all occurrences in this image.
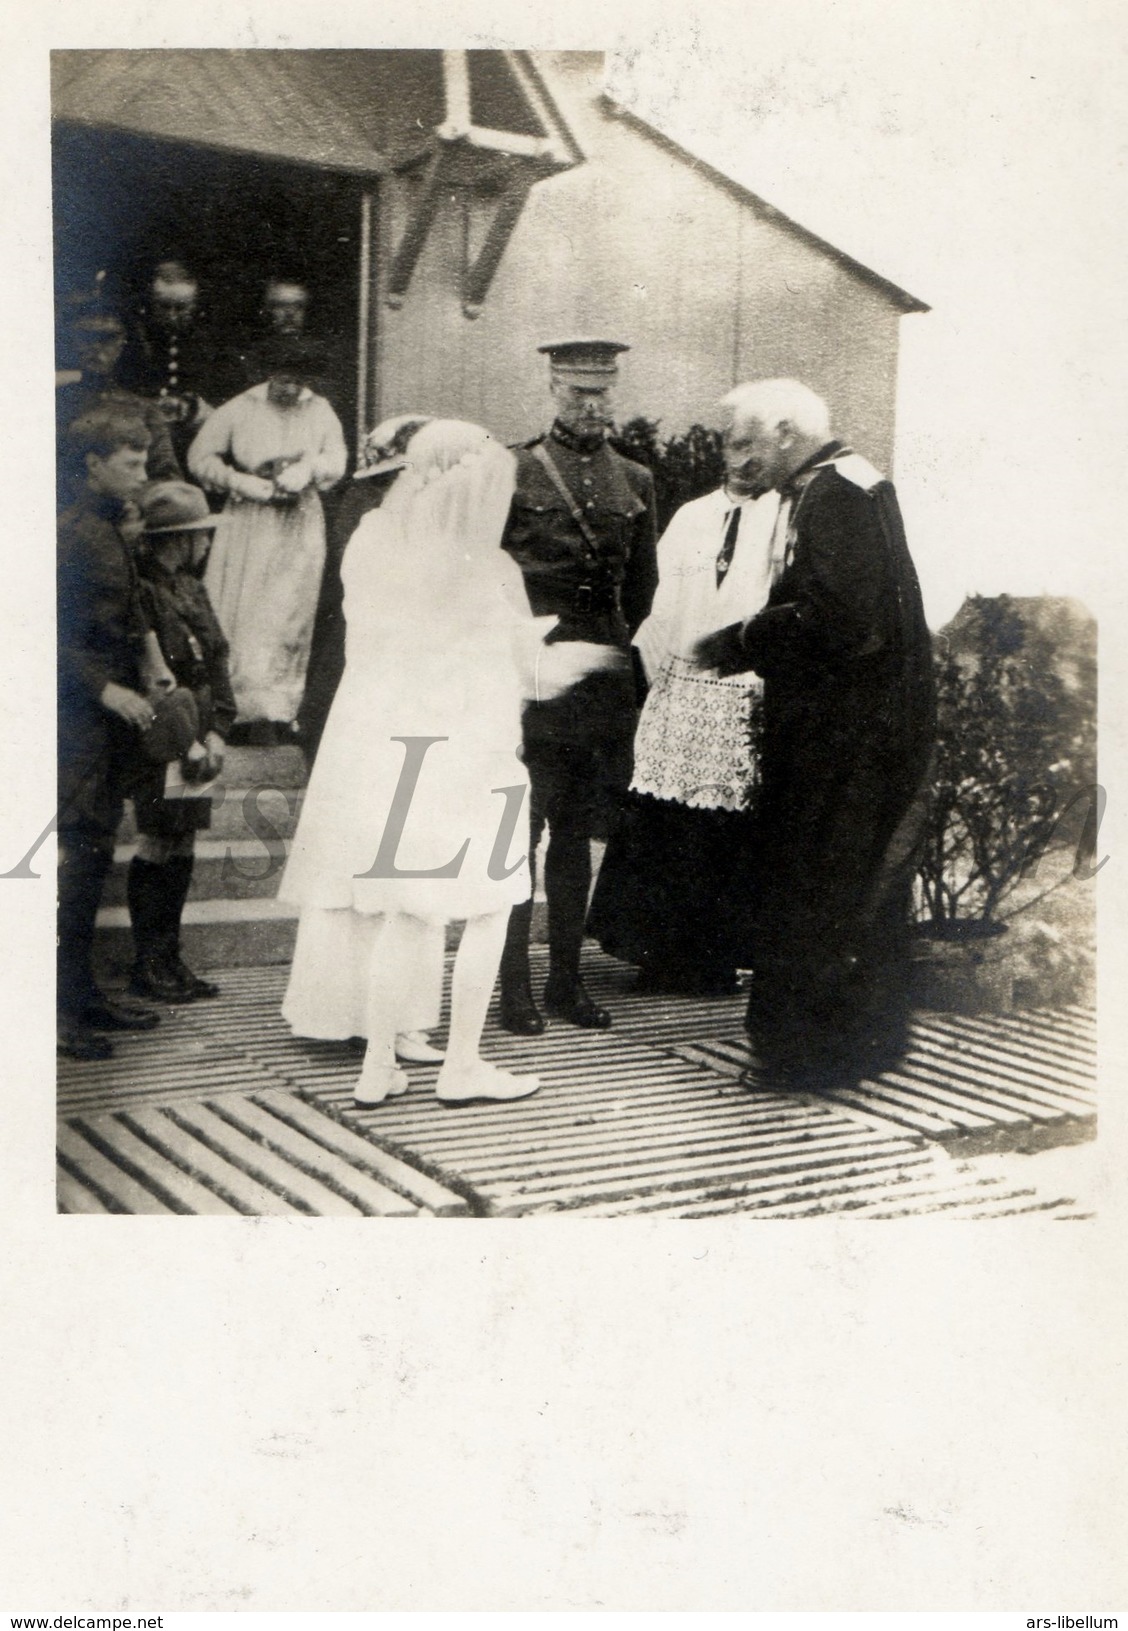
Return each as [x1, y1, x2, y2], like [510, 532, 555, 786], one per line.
[602, 97, 929, 315]
[51, 50, 581, 176]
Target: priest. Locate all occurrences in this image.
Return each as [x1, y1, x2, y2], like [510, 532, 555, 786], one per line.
[692, 379, 935, 1086]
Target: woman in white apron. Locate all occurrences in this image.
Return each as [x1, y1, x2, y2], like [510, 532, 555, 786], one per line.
[189, 340, 347, 731]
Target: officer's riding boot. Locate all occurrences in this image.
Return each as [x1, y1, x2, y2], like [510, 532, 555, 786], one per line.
[162, 854, 220, 1000]
[127, 858, 194, 1004]
[498, 899, 545, 1035]
[543, 832, 612, 1029]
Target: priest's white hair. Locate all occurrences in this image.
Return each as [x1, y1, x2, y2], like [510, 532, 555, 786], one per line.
[720, 379, 831, 442]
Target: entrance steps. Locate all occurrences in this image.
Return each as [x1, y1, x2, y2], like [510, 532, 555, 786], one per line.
[95, 742, 550, 975]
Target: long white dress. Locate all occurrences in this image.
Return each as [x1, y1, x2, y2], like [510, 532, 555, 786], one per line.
[190, 384, 347, 724]
[278, 433, 536, 1039]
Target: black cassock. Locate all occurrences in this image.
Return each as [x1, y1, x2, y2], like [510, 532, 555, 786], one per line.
[697, 444, 935, 1081]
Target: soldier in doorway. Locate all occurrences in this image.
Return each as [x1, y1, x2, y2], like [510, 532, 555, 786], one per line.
[56, 300, 181, 505]
[499, 339, 658, 1033]
[260, 276, 310, 339]
[119, 260, 226, 466]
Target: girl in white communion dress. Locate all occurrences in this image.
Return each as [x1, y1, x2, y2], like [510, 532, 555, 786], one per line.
[279, 419, 616, 1105]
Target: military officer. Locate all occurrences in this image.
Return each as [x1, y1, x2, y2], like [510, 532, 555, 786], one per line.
[499, 338, 658, 1033]
[56, 304, 181, 504]
[119, 261, 225, 467]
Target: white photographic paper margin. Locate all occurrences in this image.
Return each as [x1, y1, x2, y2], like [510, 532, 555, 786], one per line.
[1, 0, 1126, 1614]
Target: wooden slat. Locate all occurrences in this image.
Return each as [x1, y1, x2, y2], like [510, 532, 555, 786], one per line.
[254, 1091, 469, 1214]
[440, 1119, 906, 1185]
[57, 1124, 178, 1215]
[834, 1069, 1004, 1128]
[167, 1101, 366, 1216]
[586, 1150, 988, 1216]
[913, 1016, 1096, 1094]
[490, 1145, 932, 1217]
[132, 1105, 307, 1216]
[210, 1096, 420, 1217]
[77, 1114, 244, 1216]
[63, 952, 1098, 1216]
[890, 1053, 1077, 1121]
[486, 1136, 923, 1215]
[364, 1087, 829, 1146]
[682, 1045, 979, 1137]
[947, 1008, 1097, 1061]
[921, 1024, 1097, 1097]
[57, 1168, 113, 1214]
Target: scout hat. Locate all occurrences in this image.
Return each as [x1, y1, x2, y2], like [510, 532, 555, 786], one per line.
[354, 413, 434, 479]
[137, 481, 217, 534]
[538, 338, 629, 385]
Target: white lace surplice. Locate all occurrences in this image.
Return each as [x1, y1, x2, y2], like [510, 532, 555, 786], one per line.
[631, 487, 781, 813]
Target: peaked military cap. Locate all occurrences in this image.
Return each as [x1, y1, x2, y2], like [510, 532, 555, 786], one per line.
[538, 338, 629, 384]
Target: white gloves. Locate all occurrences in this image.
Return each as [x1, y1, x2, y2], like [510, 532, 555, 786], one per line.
[229, 471, 276, 503]
[527, 640, 628, 703]
[273, 457, 313, 495]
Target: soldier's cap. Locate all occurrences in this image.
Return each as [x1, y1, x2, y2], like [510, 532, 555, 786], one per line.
[70, 310, 126, 336]
[354, 413, 434, 479]
[538, 338, 629, 384]
[137, 481, 218, 534]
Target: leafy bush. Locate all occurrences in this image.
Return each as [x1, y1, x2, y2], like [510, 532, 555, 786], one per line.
[916, 595, 1097, 929]
[611, 417, 726, 533]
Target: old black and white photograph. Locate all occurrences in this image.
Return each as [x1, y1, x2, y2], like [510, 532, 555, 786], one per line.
[47, 44, 1101, 1219]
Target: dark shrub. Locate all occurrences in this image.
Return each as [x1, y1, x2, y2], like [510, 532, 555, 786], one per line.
[611, 417, 726, 534]
[917, 595, 1097, 927]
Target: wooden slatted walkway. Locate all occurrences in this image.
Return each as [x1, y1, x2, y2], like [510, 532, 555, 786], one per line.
[675, 1008, 1097, 1155]
[57, 1089, 470, 1216]
[58, 952, 1096, 1217]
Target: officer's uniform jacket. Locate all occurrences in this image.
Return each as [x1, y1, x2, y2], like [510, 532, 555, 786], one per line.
[120, 321, 229, 465]
[502, 422, 658, 756]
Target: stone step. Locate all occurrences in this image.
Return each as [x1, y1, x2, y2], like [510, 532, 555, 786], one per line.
[94, 891, 551, 973]
[218, 743, 309, 789]
[115, 742, 309, 843]
[116, 785, 305, 844]
[95, 895, 300, 975]
[103, 840, 291, 903]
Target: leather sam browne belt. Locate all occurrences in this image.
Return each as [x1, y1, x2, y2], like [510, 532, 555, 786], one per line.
[572, 582, 621, 615]
[530, 444, 624, 620]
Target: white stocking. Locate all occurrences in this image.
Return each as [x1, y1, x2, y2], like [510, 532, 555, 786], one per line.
[359, 915, 407, 1077]
[443, 909, 509, 1072]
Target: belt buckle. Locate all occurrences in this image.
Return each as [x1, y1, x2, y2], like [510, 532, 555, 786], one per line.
[574, 583, 593, 614]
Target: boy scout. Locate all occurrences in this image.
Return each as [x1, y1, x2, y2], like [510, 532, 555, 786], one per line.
[499, 339, 658, 1033]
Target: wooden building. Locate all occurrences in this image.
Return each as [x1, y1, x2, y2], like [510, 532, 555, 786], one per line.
[52, 48, 927, 467]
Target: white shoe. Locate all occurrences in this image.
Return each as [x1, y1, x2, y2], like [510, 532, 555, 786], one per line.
[395, 1030, 446, 1064]
[436, 1061, 540, 1106]
[353, 1063, 409, 1106]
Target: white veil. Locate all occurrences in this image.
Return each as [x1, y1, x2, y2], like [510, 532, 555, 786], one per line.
[360, 419, 522, 625]
[341, 416, 609, 697]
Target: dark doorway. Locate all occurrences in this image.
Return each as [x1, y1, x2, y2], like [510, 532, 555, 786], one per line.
[52, 124, 367, 456]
